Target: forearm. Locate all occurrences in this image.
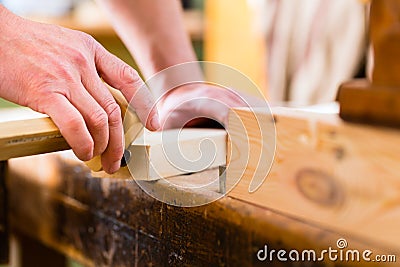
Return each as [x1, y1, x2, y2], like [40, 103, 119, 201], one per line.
[96, 0, 197, 79]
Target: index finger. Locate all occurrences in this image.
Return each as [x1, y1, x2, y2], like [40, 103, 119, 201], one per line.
[94, 43, 159, 131]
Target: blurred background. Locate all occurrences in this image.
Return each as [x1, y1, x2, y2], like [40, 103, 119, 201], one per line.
[0, 0, 369, 107]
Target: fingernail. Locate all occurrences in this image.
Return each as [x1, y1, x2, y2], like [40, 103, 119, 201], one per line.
[84, 151, 93, 162]
[150, 114, 160, 130]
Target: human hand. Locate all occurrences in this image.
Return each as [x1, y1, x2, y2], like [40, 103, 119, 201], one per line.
[157, 83, 265, 129]
[0, 7, 159, 173]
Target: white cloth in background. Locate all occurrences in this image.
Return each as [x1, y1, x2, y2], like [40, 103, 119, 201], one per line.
[263, 0, 367, 105]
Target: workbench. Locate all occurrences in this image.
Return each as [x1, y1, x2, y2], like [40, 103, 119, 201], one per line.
[1, 106, 399, 267]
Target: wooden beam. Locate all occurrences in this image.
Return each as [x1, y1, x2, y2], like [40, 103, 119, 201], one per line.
[227, 106, 400, 251]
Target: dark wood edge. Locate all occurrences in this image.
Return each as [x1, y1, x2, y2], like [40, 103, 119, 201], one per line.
[7, 158, 398, 266]
[0, 161, 9, 264]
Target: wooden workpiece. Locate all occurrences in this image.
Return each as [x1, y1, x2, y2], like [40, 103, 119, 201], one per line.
[339, 0, 400, 126]
[227, 106, 400, 257]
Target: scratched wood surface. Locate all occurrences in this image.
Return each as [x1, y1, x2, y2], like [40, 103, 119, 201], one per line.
[228, 107, 400, 256]
[6, 152, 397, 266]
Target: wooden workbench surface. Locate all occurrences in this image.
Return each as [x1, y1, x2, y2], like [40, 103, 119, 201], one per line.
[5, 150, 398, 267]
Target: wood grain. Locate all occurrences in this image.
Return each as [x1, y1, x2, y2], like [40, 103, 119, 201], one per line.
[227, 107, 400, 251]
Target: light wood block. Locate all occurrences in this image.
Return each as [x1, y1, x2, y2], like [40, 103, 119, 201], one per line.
[227, 106, 400, 250]
[127, 128, 227, 180]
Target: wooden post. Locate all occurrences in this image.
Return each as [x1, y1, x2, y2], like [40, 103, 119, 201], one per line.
[339, 0, 400, 127]
[0, 161, 9, 264]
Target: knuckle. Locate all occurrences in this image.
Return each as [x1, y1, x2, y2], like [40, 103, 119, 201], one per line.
[90, 109, 108, 130]
[54, 65, 75, 82]
[67, 33, 93, 67]
[59, 116, 94, 159]
[62, 115, 85, 134]
[119, 65, 142, 87]
[32, 93, 63, 114]
[108, 144, 124, 160]
[78, 31, 95, 47]
[104, 101, 122, 126]
[70, 50, 89, 67]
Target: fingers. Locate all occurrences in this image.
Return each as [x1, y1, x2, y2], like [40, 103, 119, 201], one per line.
[68, 84, 109, 157]
[41, 94, 94, 161]
[101, 109, 124, 174]
[94, 43, 160, 131]
[80, 73, 124, 174]
[158, 85, 252, 129]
